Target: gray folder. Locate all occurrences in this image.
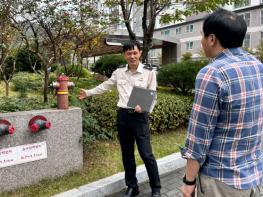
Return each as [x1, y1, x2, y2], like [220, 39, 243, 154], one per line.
[127, 86, 156, 112]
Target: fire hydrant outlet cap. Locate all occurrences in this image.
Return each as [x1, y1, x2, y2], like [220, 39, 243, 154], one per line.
[8, 126, 15, 134]
[30, 124, 39, 133]
[45, 121, 51, 129]
[57, 75, 69, 81]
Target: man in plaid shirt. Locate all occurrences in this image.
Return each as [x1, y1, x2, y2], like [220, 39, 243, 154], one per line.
[181, 8, 263, 197]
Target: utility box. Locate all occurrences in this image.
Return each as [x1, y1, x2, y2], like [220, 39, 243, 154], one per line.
[0, 107, 83, 192]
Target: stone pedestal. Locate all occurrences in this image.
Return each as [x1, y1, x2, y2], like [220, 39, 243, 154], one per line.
[0, 107, 83, 192]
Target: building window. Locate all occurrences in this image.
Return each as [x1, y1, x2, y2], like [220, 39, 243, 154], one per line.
[261, 32, 263, 41]
[261, 10, 263, 25]
[186, 24, 193, 33]
[234, 0, 250, 8]
[239, 12, 250, 26]
[161, 29, 170, 36]
[176, 27, 181, 34]
[186, 42, 193, 50]
[243, 34, 250, 48]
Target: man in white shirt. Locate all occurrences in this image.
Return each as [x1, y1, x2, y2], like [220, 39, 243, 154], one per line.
[78, 41, 161, 197]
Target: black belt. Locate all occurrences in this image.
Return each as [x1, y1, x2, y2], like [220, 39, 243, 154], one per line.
[118, 107, 135, 113]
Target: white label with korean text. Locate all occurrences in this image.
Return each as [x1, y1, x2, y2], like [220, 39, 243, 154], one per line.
[0, 141, 47, 168]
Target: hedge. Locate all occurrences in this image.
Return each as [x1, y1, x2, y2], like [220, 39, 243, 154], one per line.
[157, 60, 208, 95]
[78, 88, 193, 142]
[91, 54, 126, 78]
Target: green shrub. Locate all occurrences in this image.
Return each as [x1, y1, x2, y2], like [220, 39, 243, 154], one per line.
[1, 56, 15, 81]
[0, 97, 52, 112]
[48, 72, 57, 85]
[50, 64, 58, 72]
[92, 54, 126, 78]
[150, 92, 193, 133]
[181, 52, 192, 61]
[57, 64, 92, 79]
[81, 90, 118, 140]
[73, 88, 193, 144]
[157, 60, 208, 95]
[70, 77, 100, 89]
[16, 48, 42, 72]
[12, 72, 43, 97]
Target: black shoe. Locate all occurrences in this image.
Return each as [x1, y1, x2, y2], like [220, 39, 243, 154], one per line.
[152, 191, 161, 197]
[122, 187, 139, 197]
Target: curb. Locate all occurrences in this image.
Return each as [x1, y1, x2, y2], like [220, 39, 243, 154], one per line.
[52, 152, 186, 197]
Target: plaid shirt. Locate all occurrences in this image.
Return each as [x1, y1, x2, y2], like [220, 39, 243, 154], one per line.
[181, 48, 263, 189]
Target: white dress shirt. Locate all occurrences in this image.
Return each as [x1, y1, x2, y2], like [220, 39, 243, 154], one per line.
[85, 63, 157, 111]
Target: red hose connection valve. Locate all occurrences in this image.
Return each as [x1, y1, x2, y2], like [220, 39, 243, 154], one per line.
[28, 116, 51, 133]
[0, 119, 15, 136]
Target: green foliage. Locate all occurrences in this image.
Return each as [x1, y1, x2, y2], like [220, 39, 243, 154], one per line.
[157, 60, 208, 95]
[48, 72, 57, 85]
[1, 56, 15, 81]
[255, 40, 263, 62]
[50, 64, 58, 72]
[57, 64, 93, 79]
[160, 9, 192, 24]
[81, 90, 118, 141]
[16, 48, 42, 72]
[0, 97, 52, 112]
[92, 54, 126, 78]
[71, 88, 192, 144]
[12, 72, 43, 97]
[150, 92, 192, 133]
[70, 77, 100, 89]
[181, 52, 192, 61]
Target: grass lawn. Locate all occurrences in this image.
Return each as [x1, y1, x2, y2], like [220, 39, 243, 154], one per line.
[0, 129, 186, 197]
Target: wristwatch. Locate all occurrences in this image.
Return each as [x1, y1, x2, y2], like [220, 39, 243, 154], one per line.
[183, 175, 196, 185]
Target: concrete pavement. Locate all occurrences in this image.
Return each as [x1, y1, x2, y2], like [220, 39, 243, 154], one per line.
[52, 153, 186, 197]
[52, 151, 263, 197]
[108, 167, 185, 197]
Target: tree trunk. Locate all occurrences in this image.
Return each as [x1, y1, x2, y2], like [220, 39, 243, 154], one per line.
[142, 34, 153, 63]
[43, 65, 49, 103]
[120, 0, 136, 41]
[4, 81, 9, 97]
[37, 53, 49, 103]
[141, 0, 157, 63]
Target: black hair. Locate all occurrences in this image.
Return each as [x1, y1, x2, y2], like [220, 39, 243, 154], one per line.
[203, 8, 247, 48]
[122, 40, 141, 53]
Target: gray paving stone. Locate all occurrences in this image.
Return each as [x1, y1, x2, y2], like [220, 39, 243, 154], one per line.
[109, 168, 263, 197]
[53, 153, 263, 197]
[109, 168, 184, 197]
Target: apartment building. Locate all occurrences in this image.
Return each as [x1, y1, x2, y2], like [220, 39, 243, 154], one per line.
[154, 0, 263, 62]
[90, 1, 263, 65]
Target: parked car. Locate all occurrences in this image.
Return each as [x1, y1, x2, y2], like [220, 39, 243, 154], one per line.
[143, 63, 160, 71]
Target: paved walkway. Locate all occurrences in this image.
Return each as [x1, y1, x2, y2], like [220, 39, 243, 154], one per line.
[109, 167, 263, 197]
[109, 167, 184, 197]
[53, 152, 263, 197]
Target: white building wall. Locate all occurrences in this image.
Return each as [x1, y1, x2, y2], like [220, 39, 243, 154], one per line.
[154, 1, 263, 63]
[102, 1, 263, 64]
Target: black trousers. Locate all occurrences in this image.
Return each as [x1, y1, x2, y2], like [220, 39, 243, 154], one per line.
[117, 108, 161, 192]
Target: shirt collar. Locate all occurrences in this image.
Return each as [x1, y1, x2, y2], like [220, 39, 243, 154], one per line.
[125, 62, 143, 73]
[212, 47, 244, 62]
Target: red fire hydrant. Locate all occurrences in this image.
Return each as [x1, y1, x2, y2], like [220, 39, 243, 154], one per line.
[0, 119, 15, 136]
[28, 116, 51, 133]
[50, 75, 75, 109]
